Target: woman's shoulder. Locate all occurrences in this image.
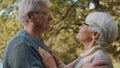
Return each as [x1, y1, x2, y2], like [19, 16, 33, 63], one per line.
[93, 49, 113, 68]
[94, 49, 109, 59]
[93, 50, 112, 64]
[94, 49, 107, 55]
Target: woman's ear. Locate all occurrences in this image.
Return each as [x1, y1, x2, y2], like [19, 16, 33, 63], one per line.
[92, 32, 100, 40]
[90, 32, 100, 46]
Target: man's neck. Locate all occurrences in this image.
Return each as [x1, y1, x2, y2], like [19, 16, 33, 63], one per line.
[24, 25, 42, 40]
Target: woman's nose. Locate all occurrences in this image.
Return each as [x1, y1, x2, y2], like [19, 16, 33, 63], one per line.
[79, 26, 81, 29]
[79, 25, 83, 29]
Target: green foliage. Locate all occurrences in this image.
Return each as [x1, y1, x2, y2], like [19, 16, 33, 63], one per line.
[44, 0, 120, 63]
[0, 0, 21, 61]
[0, 0, 120, 65]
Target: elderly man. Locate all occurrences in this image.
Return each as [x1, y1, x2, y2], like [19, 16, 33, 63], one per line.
[3, 0, 108, 68]
[3, 0, 52, 68]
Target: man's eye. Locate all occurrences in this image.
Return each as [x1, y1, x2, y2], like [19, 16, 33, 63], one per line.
[43, 12, 48, 16]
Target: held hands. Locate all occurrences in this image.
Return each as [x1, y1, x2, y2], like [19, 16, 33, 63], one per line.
[38, 47, 57, 68]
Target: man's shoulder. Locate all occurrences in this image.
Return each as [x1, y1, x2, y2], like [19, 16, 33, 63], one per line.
[11, 29, 35, 43]
[8, 33, 27, 45]
[6, 30, 30, 49]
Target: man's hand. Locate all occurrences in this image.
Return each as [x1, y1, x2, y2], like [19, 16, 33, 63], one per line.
[82, 57, 109, 68]
[38, 47, 57, 68]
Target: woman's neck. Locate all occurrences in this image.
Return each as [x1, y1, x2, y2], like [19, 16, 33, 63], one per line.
[84, 45, 94, 50]
[83, 42, 96, 50]
[83, 39, 99, 50]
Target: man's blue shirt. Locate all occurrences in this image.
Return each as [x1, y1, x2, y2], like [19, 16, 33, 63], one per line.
[3, 29, 48, 68]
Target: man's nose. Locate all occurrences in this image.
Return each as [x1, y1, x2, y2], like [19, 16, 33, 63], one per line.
[48, 14, 53, 21]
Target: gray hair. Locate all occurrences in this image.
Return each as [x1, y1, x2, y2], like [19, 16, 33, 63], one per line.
[18, 0, 50, 25]
[85, 12, 118, 46]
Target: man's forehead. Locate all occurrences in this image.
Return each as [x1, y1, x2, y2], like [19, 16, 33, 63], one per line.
[37, 1, 48, 7]
[37, 1, 50, 10]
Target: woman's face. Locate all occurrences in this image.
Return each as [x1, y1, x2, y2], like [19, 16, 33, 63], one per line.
[76, 23, 92, 44]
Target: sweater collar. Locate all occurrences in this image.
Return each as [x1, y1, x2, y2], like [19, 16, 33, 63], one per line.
[80, 45, 103, 58]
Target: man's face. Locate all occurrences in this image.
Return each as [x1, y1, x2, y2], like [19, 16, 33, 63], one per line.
[31, 1, 52, 32]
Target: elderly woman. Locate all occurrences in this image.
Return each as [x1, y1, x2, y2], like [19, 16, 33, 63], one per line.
[38, 12, 118, 68]
[75, 12, 118, 68]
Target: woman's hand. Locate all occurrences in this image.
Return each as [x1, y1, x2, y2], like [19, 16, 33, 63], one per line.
[38, 47, 57, 68]
[49, 49, 61, 66]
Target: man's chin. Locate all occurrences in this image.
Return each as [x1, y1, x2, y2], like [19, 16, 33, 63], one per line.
[43, 27, 51, 33]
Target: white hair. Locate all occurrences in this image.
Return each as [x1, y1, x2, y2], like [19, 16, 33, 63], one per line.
[18, 0, 50, 25]
[85, 12, 118, 46]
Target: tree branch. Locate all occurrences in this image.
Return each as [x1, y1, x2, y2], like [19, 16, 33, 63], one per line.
[55, 26, 73, 35]
[62, 0, 79, 20]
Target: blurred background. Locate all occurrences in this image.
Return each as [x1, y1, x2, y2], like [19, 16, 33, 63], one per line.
[0, 0, 120, 68]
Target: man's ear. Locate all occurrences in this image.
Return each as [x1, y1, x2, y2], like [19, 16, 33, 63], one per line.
[26, 12, 33, 22]
[92, 32, 100, 40]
